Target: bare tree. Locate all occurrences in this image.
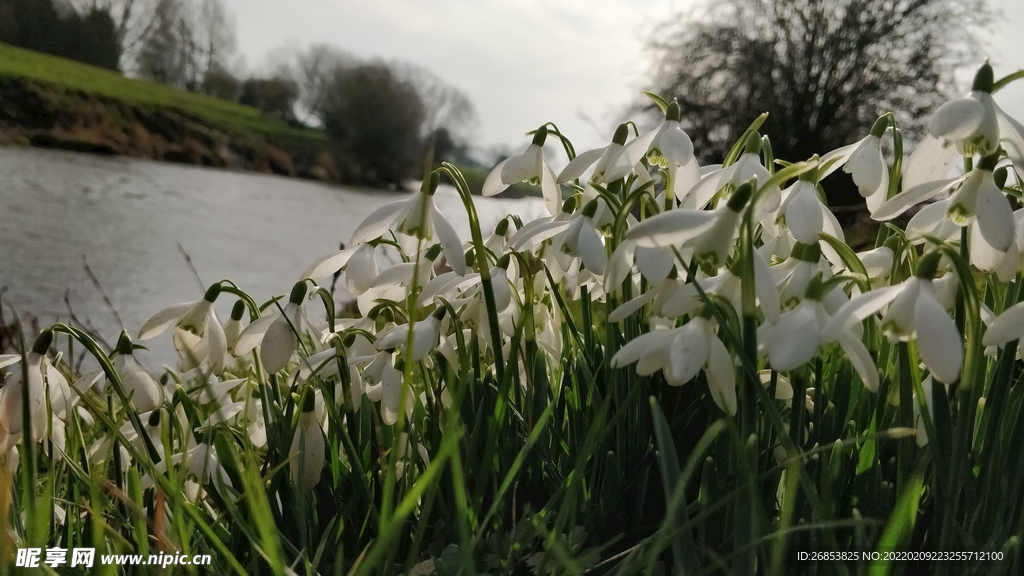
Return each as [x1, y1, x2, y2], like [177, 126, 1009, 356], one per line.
[133, 0, 235, 90]
[285, 43, 358, 124]
[390, 62, 478, 141]
[647, 0, 991, 203]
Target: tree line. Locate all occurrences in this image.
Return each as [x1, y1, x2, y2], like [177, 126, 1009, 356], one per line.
[0, 0, 478, 189]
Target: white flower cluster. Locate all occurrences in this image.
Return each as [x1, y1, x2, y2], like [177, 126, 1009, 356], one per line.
[5, 62, 1023, 500]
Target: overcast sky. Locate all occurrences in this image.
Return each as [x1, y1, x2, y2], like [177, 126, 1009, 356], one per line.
[226, 0, 1024, 159]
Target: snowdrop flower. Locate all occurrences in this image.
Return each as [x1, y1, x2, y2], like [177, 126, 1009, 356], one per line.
[0, 330, 52, 446]
[766, 274, 880, 389]
[821, 117, 889, 213]
[779, 173, 826, 245]
[362, 351, 413, 425]
[232, 282, 307, 374]
[112, 331, 164, 413]
[611, 316, 736, 415]
[825, 252, 962, 384]
[351, 174, 466, 275]
[556, 199, 607, 275]
[139, 283, 227, 374]
[290, 394, 325, 494]
[684, 133, 776, 211]
[928, 62, 1000, 157]
[483, 126, 562, 215]
[978, 287, 1024, 352]
[557, 124, 629, 184]
[184, 442, 233, 490]
[605, 102, 699, 200]
[222, 300, 248, 352]
[373, 308, 446, 362]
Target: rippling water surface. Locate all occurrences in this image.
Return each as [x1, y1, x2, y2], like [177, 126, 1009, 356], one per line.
[0, 147, 545, 367]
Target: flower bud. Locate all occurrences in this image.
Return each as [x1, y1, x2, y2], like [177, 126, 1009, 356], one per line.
[288, 281, 308, 305]
[743, 131, 762, 155]
[531, 125, 548, 147]
[203, 283, 222, 303]
[666, 100, 681, 122]
[230, 300, 246, 321]
[115, 330, 134, 356]
[915, 251, 943, 279]
[869, 116, 888, 138]
[420, 171, 441, 196]
[31, 330, 53, 355]
[494, 217, 510, 236]
[727, 182, 753, 212]
[612, 123, 629, 145]
[424, 243, 443, 261]
[972, 61, 994, 93]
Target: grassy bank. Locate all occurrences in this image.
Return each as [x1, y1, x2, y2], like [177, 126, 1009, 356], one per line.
[0, 43, 321, 142]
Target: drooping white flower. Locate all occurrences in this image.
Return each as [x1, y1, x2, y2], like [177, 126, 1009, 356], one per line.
[350, 176, 466, 275]
[682, 133, 777, 212]
[0, 331, 52, 446]
[233, 281, 309, 374]
[139, 283, 227, 374]
[373, 308, 446, 362]
[290, 394, 325, 494]
[928, 63, 1000, 157]
[483, 126, 562, 215]
[112, 331, 164, 413]
[604, 102, 696, 185]
[821, 118, 890, 214]
[557, 123, 629, 185]
[825, 253, 962, 384]
[611, 317, 737, 415]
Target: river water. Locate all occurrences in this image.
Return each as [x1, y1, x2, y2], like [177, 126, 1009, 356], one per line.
[0, 147, 545, 368]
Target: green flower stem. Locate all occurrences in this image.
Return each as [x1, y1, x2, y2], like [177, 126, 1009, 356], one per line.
[438, 163, 506, 384]
[896, 343, 916, 498]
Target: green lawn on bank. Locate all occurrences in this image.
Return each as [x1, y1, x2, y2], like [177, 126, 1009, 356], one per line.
[0, 42, 324, 142]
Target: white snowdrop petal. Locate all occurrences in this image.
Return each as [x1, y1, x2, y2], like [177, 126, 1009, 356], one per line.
[902, 135, 958, 191]
[974, 180, 1015, 252]
[705, 334, 737, 416]
[914, 288, 963, 384]
[605, 127, 660, 181]
[351, 201, 406, 244]
[557, 147, 605, 183]
[982, 301, 1024, 347]
[838, 333, 879, 392]
[872, 176, 966, 221]
[611, 331, 668, 368]
[233, 311, 279, 357]
[540, 163, 562, 217]
[576, 220, 607, 275]
[928, 97, 985, 141]
[604, 240, 636, 293]
[768, 303, 819, 372]
[260, 306, 300, 374]
[819, 140, 861, 180]
[625, 209, 717, 248]
[483, 157, 512, 196]
[301, 248, 354, 282]
[138, 302, 195, 340]
[432, 207, 467, 276]
[658, 124, 694, 166]
[822, 284, 902, 343]
[501, 146, 540, 185]
[784, 183, 824, 244]
[665, 322, 707, 385]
